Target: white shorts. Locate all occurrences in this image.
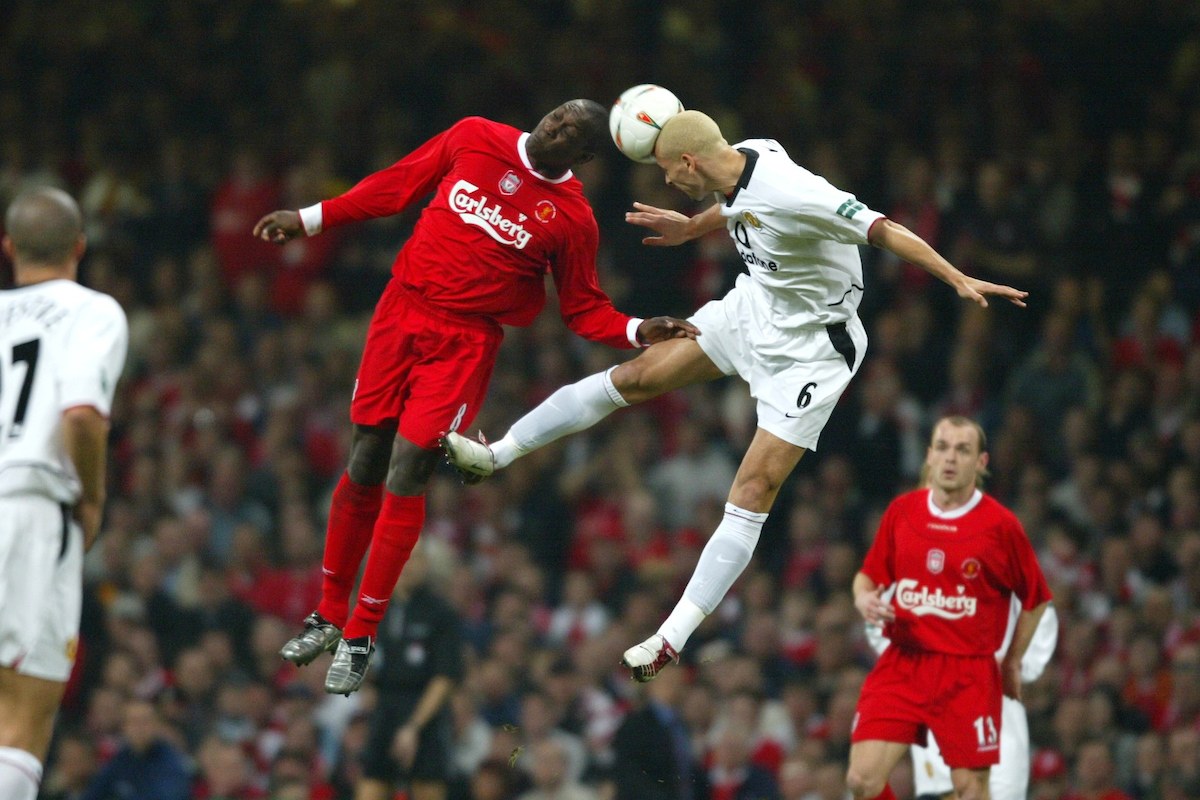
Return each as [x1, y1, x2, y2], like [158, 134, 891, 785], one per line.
[689, 279, 867, 450]
[0, 496, 82, 682]
[911, 696, 1030, 800]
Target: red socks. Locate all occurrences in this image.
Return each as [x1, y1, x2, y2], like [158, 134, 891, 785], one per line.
[317, 475, 384, 628]
[343, 493, 425, 640]
[868, 786, 896, 800]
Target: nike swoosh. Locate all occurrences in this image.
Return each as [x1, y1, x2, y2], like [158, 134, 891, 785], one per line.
[784, 412, 804, 418]
[716, 556, 738, 564]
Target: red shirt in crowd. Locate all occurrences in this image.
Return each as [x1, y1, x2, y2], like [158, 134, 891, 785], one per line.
[315, 116, 637, 348]
[861, 488, 1052, 656]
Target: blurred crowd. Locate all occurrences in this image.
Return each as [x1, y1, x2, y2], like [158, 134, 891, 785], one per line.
[3, 1, 1200, 799]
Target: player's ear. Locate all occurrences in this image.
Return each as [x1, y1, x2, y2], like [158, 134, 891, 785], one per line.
[74, 234, 87, 263]
[978, 451, 989, 472]
[1, 235, 13, 262]
[576, 151, 595, 165]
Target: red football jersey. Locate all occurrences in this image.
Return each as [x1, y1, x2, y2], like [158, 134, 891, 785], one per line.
[317, 117, 637, 348]
[862, 489, 1052, 656]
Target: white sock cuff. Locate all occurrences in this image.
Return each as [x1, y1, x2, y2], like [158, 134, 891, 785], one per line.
[0, 746, 43, 785]
[602, 367, 629, 408]
[724, 503, 769, 525]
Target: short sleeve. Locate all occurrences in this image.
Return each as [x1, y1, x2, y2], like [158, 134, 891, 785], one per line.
[1004, 516, 1053, 611]
[58, 295, 128, 417]
[861, 501, 898, 586]
[790, 178, 885, 245]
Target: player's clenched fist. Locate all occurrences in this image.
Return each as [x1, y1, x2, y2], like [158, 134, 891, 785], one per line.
[253, 210, 304, 244]
[855, 585, 895, 625]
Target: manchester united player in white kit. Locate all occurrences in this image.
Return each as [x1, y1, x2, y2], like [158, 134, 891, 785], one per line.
[445, 110, 1027, 680]
[849, 417, 1053, 800]
[0, 189, 127, 800]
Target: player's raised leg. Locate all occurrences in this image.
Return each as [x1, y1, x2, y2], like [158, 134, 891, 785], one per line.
[950, 768, 991, 800]
[444, 336, 724, 479]
[846, 740, 910, 800]
[624, 428, 805, 680]
[280, 424, 392, 666]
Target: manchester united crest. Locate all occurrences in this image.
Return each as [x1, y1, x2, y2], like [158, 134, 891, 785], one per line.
[535, 200, 557, 223]
[961, 558, 982, 580]
[927, 548, 945, 574]
[499, 170, 522, 196]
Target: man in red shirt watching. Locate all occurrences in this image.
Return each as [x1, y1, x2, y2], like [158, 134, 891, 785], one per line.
[253, 100, 695, 694]
[848, 416, 1053, 800]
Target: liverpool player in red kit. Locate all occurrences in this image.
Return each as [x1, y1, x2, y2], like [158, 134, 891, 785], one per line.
[252, 100, 696, 694]
[847, 417, 1052, 800]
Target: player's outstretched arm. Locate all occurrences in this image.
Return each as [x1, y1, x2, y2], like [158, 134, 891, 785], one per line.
[254, 210, 304, 244]
[63, 406, 109, 550]
[853, 572, 896, 625]
[867, 219, 1028, 308]
[626, 202, 725, 246]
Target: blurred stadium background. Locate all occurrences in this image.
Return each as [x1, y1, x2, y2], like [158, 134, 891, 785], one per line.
[3, 1, 1200, 799]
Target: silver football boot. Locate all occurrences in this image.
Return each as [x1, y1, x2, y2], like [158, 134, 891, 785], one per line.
[279, 611, 342, 666]
[324, 635, 374, 696]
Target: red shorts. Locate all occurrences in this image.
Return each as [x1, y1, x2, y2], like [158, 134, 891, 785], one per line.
[852, 646, 1003, 770]
[352, 280, 502, 449]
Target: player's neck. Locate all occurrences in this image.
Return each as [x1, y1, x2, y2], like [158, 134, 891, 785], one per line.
[523, 141, 570, 181]
[714, 148, 748, 197]
[14, 264, 74, 286]
[929, 484, 977, 513]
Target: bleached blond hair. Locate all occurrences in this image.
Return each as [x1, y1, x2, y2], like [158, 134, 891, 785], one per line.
[655, 110, 727, 162]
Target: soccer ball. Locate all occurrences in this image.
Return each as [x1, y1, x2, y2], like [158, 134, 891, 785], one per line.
[609, 84, 684, 164]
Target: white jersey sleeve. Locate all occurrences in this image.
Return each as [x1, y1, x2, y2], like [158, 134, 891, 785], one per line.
[57, 295, 127, 417]
[787, 178, 884, 246]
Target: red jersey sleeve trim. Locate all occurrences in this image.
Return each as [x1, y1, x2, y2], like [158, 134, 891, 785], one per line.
[867, 215, 889, 243]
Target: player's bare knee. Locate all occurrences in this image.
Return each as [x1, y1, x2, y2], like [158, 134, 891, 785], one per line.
[729, 473, 777, 509]
[384, 441, 439, 496]
[347, 426, 393, 485]
[952, 773, 988, 800]
[611, 360, 659, 405]
[845, 768, 884, 800]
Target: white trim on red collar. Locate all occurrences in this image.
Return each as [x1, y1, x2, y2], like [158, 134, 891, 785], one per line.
[518, 133, 573, 184]
[927, 488, 983, 519]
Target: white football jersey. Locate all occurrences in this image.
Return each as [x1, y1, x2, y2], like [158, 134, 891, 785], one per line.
[0, 280, 127, 504]
[718, 139, 885, 329]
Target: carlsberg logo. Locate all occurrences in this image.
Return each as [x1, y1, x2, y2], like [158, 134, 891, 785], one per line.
[449, 180, 533, 249]
[895, 579, 978, 619]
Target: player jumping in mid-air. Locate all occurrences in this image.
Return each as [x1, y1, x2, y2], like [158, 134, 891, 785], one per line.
[0, 189, 128, 800]
[253, 101, 695, 695]
[445, 110, 1028, 680]
[849, 416, 1052, 800]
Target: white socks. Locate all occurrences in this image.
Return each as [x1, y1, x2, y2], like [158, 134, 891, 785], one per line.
[658, 503, 768, 650]
[0, 747, 42, 800]
[492, 367, 628, 468]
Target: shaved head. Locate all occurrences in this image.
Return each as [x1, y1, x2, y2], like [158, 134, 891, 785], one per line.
[4, 187, 84, 267]
[655, 110, 727, 162]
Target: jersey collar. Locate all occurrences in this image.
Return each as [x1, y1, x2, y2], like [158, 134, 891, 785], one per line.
[927, 488, 983, 519]
[517, 133, 573, 184]
[724, 147, 759, 207]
